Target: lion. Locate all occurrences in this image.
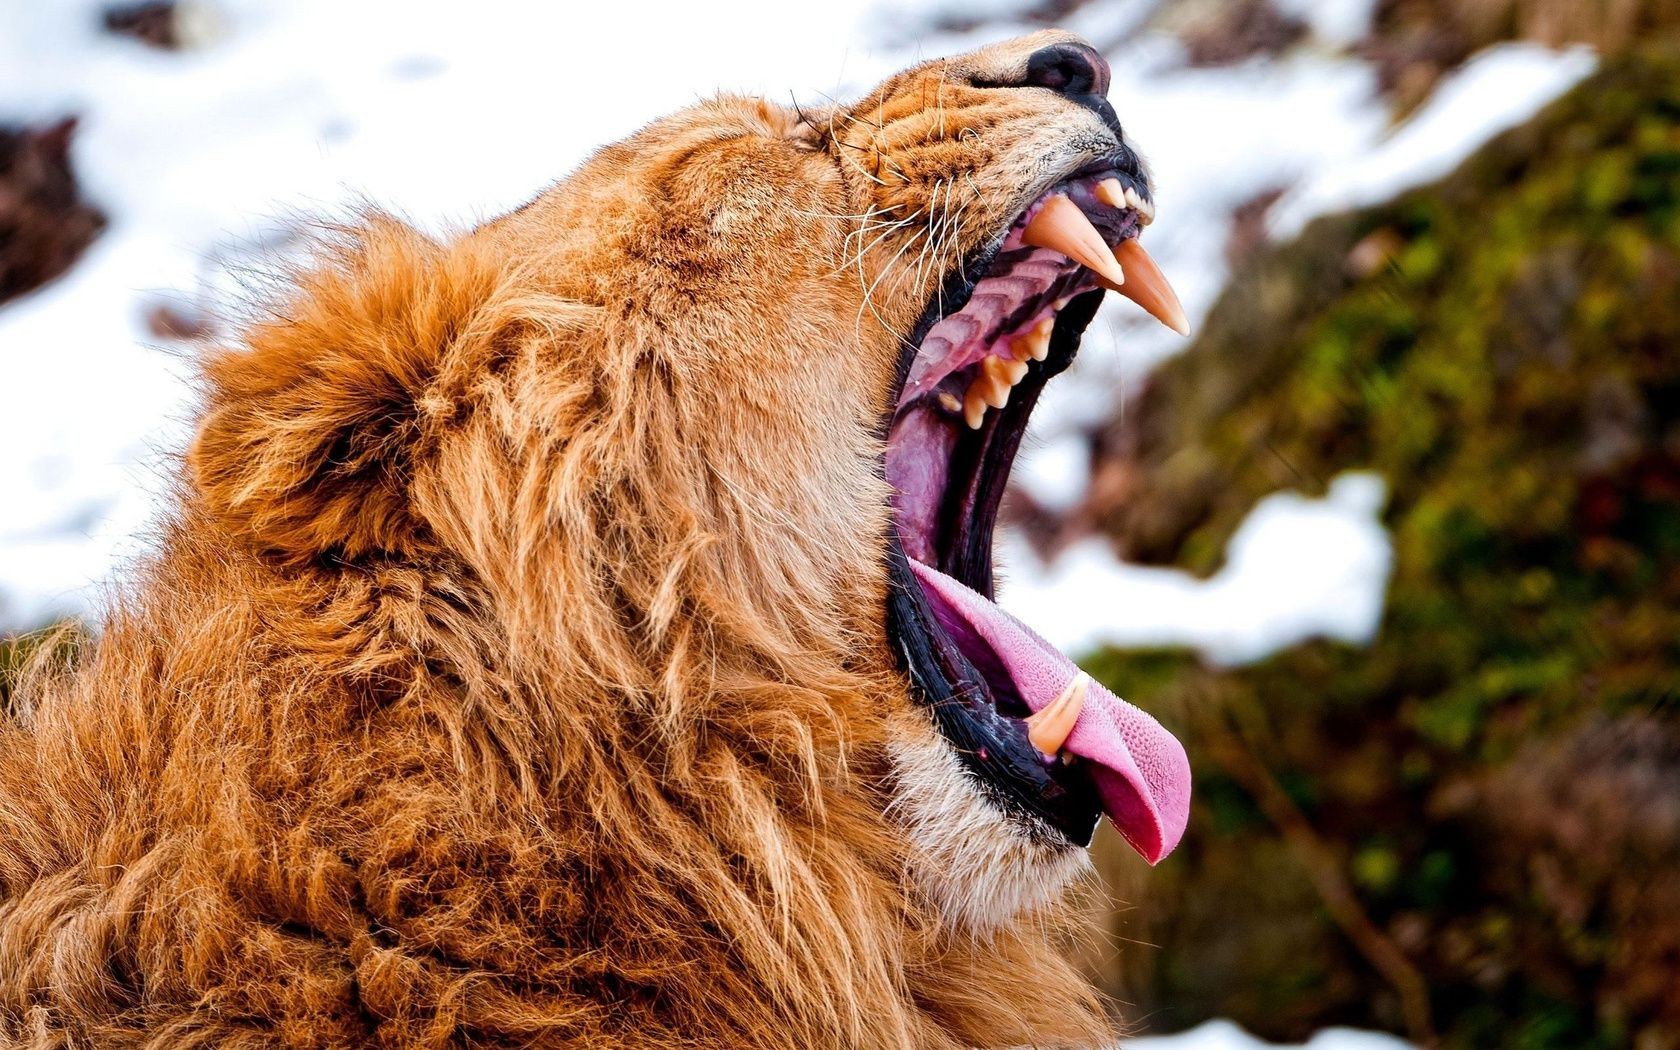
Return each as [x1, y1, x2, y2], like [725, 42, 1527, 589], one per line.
[0, 31, 1191, 1048]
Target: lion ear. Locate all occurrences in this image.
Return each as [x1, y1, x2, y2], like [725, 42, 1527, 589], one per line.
[190, 218, 461, 563]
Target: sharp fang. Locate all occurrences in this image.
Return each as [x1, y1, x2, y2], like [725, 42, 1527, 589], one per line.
[1095, 177, 1126, 209]
[1020, 195, 1127, 287]
[1102, 239, 1190, 336]
[1026, 673, 1089, 757]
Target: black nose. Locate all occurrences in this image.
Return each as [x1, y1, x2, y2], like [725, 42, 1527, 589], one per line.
[1022, 42, 1110, 99]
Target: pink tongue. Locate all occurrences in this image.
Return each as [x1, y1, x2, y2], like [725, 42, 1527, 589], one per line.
[908, 559, 1191, 864]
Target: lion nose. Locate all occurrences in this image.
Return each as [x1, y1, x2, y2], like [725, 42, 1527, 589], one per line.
[1022, 41, 1110, 99]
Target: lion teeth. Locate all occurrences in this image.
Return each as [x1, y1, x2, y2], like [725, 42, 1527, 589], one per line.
[962, 362, 1009, 428]
[1027, 674, 1089, 758]
[978, 356, 1012, 409]
[1096, 177, 1156, 226]
[1100, 239, 1190, 336]
[1020, 195, 1126, 287]
[960, 333, 1044, 429]
[1124, 186, 1156, 225]
[1011, 316, 1053, 362]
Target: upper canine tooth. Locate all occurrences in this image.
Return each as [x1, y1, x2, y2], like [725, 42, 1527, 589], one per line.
[1095, 178, 1126, 209]
[1102, 239, 1190, 335]
[1026, 674, 1089, 757]
[1020, 195, 1127, 287]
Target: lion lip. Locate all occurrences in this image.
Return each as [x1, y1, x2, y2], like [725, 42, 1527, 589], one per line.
[907, 559, 1191, 864]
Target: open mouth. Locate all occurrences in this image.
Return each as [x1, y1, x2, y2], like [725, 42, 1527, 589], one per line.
[884, 165, 1193, 859]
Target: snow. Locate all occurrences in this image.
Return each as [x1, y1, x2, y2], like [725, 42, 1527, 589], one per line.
[1269, 42, 1598, 239]
[1001, 473, 1392, 666]
[1273, 0, 1380, 50]
[1015, 431, 1092, 513]
[1126, 1018, 1413, 1050]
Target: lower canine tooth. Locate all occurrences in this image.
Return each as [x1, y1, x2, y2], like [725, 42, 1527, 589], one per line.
[1027, 674, 1089, 757]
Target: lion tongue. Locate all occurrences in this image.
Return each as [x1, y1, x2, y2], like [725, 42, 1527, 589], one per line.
[907, 558, 1191, 864]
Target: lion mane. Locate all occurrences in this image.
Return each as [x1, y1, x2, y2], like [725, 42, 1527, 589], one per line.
[1, 32, 1131, 1048]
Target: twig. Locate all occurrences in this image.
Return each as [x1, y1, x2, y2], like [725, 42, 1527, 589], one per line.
[1198, 703, 1438, 1046]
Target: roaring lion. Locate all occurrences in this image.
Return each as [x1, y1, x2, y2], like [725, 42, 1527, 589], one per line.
[0, 32, 1191, 1048]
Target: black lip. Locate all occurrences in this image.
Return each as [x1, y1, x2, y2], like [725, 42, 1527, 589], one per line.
[886, 543, 1103, 846]
[884, 275, 1110, 846]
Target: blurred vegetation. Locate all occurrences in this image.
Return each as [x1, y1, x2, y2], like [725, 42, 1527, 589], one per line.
[1079, 47, 1680, 1049]
[1370, 0, 1680, 114]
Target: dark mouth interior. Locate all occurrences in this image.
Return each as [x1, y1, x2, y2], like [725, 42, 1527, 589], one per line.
[884, 169, 1149, 845]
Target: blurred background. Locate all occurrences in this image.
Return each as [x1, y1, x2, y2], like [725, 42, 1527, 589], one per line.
[2, 0, 1677, 1046]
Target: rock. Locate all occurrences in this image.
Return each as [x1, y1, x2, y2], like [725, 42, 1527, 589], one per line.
[0, 118, 106, 308]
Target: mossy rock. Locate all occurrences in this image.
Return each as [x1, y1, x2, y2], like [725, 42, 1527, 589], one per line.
[1086, 47, 1680, 1049]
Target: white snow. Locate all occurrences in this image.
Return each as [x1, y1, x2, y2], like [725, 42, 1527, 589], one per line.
[1273, 0, 1380, 50]
[1126, 1018, 1413, 1050]
[1015, 431, 1092, 513]
[1000, 473, 1392, 666]
[1270, 42, 1597, 239]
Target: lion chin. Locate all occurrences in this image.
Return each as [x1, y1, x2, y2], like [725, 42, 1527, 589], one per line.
[0, 30, 1191, 1049]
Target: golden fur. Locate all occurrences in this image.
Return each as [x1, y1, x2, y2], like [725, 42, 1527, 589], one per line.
[1, 32, 1128, 1047]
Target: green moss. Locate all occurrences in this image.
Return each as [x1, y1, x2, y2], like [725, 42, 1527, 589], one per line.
[1090, 48, 1680, 1047]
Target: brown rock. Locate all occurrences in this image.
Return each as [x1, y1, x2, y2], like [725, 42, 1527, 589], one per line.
[0, 118, 106, 308]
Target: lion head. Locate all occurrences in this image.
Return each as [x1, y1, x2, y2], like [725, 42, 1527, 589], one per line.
[4, 31, 1190, 1049]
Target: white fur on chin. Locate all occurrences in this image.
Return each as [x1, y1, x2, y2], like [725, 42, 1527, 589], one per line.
[887, 712, 1091, 933]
